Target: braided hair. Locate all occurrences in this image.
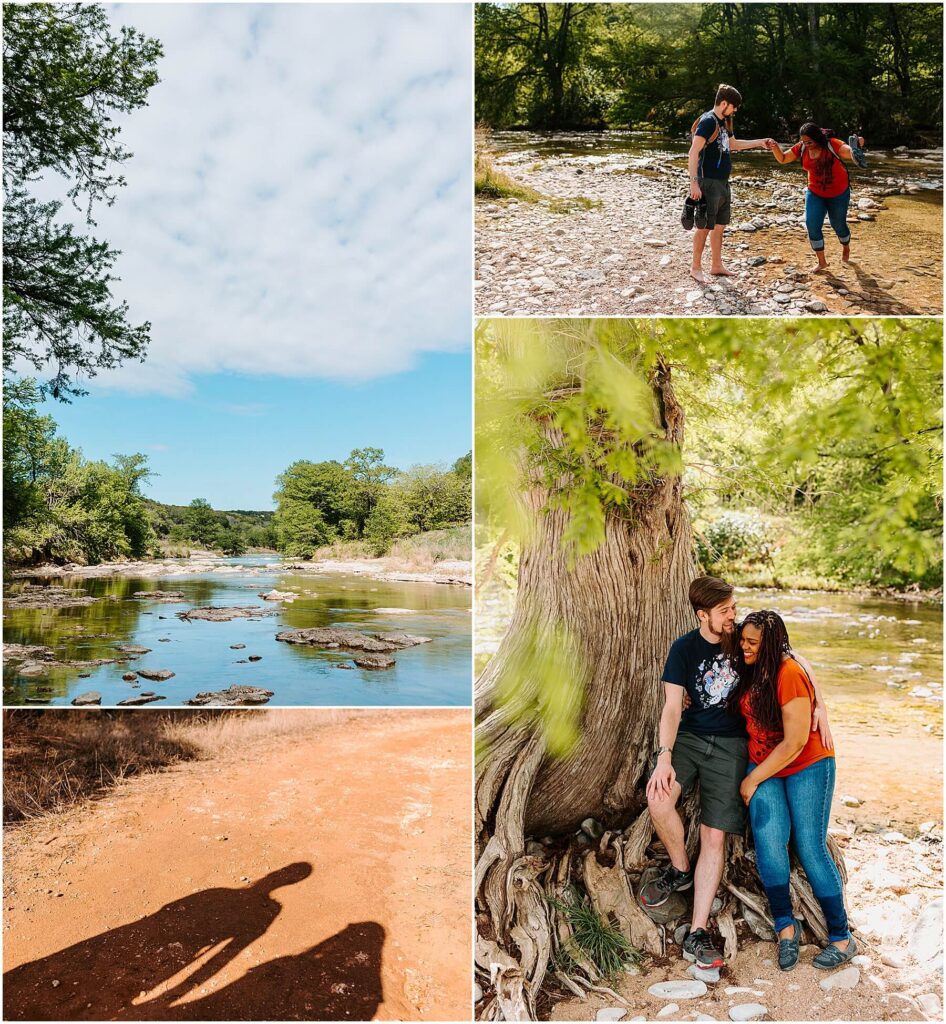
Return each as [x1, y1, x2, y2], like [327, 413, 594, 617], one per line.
[727, 610, 792, 735]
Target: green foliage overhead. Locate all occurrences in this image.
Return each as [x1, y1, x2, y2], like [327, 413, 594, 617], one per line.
[3, 3, 162, 399]
[477, 318, 942, 589]
[476, 3, 943, 144]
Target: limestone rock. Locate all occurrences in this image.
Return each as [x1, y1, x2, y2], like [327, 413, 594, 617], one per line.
[908, 898, 943, 963]
[647, 980, 707, 1000]
[596, 1010, 627, 1022]
[656, 1005, 679, 1019]
[728, 1005, 767, 1022]
[187, 685, 274, 706]
[137, 669, 175, 681]
[71, 692, 102, 706]
[275, 627, 430, 653]
[117, 693, 166, 706]
[354, 653, 396, 669]
[177, 606, 275, 622]
[819, 966, 860, 991]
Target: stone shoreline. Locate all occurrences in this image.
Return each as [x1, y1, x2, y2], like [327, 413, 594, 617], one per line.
[476, 146, 943, 317]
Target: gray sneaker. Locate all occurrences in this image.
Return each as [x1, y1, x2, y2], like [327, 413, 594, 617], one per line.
[638, 865, 693, 908]
[813, 935, 858, 970]
[682, 927, 724, 969]
[848, 135, 868, 168]
[777, 919, 802, 972]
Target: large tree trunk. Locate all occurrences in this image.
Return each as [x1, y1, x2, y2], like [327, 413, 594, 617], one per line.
[474, 356, 847, 1020]
[475, 360, 696, 1017]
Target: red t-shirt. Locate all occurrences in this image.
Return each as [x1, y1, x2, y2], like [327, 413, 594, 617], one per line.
[741, 659, 834, 777]
[790, 137, 849, 198]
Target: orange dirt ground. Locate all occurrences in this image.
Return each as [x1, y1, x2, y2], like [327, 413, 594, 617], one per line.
[3, 709, 472, 1021]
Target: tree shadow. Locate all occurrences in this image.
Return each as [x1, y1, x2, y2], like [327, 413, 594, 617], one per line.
[2, 862, 387, 1021]
[847, 260, 915, 314]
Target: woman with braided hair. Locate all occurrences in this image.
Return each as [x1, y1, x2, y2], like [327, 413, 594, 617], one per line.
[728, 609, 857, 973]
[765, 123, 866, 272]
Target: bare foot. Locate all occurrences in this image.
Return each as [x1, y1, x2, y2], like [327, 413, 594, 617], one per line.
[813, 262, 829, 274]
[842, 244, 851, 262]
[710, 266, 735, 277]
[690, 269, 708, 284]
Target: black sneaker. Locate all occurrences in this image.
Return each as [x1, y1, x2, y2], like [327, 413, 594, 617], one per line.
[682, 927, 724, 969]
[638, 865, 693, 908]
[693, 200, 708, 230]
[681, 197, 698, 230]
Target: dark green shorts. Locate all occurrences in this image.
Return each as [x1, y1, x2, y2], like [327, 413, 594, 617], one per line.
[670, 730, 748, 833]
[698, 177, 731, 229]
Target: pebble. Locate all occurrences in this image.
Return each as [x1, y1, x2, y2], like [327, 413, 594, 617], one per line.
[728, 1004, 767, 1022]
[51, 980, 60, 988]
[596, 1010, 627, 1022]
[688, 964, 720, 983]
[908, 898, 943, 963]
[880, 949, 910, 968]
[883, 831, 909, 843]
[643, 238, 668, 247]
[819, 966, 860, 991]
[474, 983, 483, 1002]
[656, 1005, 679, 1019]
[659, 255, 672, 267]
[917, 993, 942, 1017]
[851, 954, 871, 967]
[648, 980, 707, 1000]
[840, 795, 862, 807]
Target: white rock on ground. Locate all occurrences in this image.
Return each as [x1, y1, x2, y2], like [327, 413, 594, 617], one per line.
[596, 1009, 627, 1022]
[648, 980, 707, 1000]
[819, 966, 860, 991]
[656, 1004, 680, 1019]
[840, 794, 862, 807]
[917, 993, 942, 1018]
[474, 983, 483, 1002]
[908, 897, 943, 963]
[851, 954, 871, 967]
[728, 1004, 767, 1022]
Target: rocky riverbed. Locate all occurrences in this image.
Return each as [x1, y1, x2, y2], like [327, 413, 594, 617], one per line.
[475, 141, 943, 317]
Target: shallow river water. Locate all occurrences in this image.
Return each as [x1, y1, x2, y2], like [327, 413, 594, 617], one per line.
[4, 556, 471, 707]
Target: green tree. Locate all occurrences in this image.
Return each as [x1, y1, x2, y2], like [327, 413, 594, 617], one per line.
[363, 491, 413, 556]
[272, 501, 333, 559]
[397, 463, 472, 532]
[273, 460, 356, 531]
[183, 499, 220, 548]
[217, 528, 247, 557]
[345, 447, 397, 534]
[3, 3, 162, 399]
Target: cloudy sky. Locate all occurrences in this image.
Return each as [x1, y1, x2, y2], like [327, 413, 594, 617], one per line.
[43, 3, 472, 508]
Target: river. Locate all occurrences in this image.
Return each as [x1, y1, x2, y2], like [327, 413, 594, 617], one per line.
[4, 556, 471, 706]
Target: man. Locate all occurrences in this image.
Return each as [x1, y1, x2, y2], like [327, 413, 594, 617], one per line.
[641, 576, 832, 970]
[688, 84, 770, 283]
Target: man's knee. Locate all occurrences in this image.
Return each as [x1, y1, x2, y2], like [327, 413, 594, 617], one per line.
[699, 823, 727, 852]
[648, 783, 681, 817]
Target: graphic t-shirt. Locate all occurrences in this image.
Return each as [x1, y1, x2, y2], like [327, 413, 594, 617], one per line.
[662, 628, 745, 737]
[695, 112, 732, 181]
[741, 658, 834, 777]
[789, 137, 849, 197]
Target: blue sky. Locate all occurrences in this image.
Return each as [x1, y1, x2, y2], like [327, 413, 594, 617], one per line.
[48, 352, 471, 509]
[32, 4, 472, 509]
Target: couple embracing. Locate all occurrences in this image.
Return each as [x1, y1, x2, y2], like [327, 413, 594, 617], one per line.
[685, 84, 867, 281]
[640, 575, 857, 974]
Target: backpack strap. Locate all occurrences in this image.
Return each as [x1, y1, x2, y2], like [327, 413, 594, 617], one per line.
[691, 112, 719, 146]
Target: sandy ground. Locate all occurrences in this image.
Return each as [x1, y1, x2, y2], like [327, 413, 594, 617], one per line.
[475, 151, 942, 317]
[3, 710, 473, 1021]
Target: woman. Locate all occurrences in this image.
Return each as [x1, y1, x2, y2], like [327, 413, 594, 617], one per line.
[765, 124, 865, 272]
[729, 609, 856, 972]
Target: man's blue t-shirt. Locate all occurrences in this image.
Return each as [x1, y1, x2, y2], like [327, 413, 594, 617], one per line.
[662, 628, 746, 737]
[695, 111, 731, 181]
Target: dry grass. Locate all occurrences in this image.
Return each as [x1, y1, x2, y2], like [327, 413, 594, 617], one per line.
[389, 527, 471, 567]
[2, 709, 373, 824]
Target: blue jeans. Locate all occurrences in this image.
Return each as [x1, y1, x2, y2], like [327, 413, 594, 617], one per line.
[747, 756, 850, 942]
[805, 187, 851, 251]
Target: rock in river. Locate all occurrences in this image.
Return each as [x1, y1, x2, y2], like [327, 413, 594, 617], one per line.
[137, 669, 175, 681]
[177, 606, 275, 622]
[117, 693, 166, 706]
[274, 627, 431, 652]
[187, 685, 274, 706]
[72, 692, 102, 706]
[353, 653, 396, 670]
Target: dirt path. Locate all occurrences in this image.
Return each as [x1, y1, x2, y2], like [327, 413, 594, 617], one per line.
[3, 710, 472, 1021]
[475, 153, 942, 317]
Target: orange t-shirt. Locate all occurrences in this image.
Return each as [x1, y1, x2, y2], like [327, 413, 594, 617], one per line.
[741, 659, 834, 777]
[789, 137, 849, 198]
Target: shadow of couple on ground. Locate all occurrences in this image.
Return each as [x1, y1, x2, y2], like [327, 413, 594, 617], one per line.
[4, 862, 385, 1020]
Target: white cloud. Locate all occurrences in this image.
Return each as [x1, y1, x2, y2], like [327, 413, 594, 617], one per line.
[46, 3, 473, 395]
